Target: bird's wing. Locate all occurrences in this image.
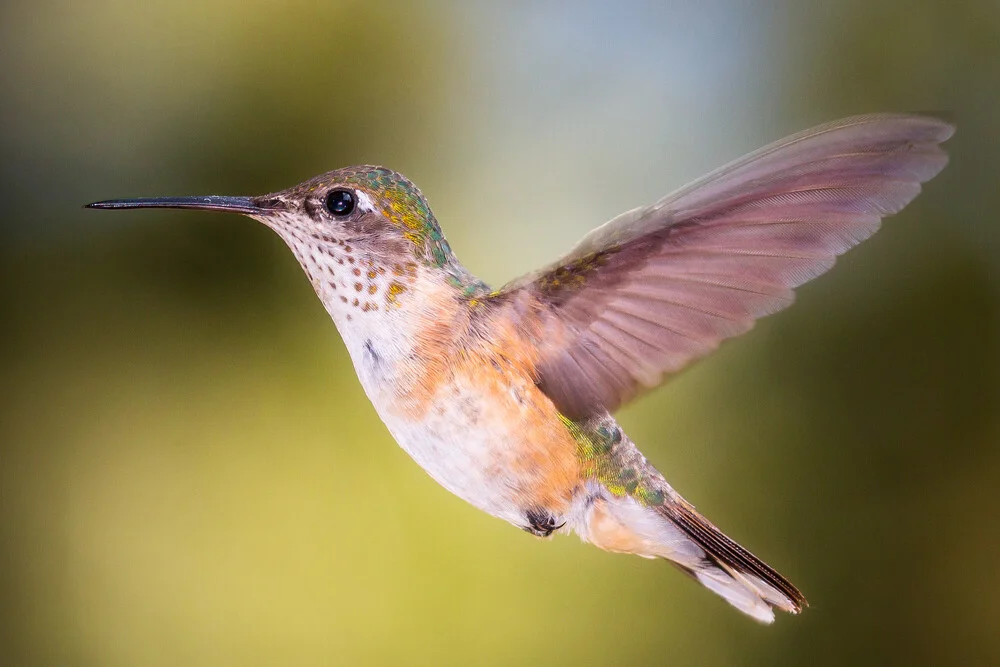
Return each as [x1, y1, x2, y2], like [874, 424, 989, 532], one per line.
[493, 114, 954, 420]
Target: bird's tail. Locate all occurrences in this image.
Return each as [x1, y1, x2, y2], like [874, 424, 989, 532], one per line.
[577, 486, 806, 623]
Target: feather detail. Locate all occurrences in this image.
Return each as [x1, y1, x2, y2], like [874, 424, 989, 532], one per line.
[496, 114, 954, 418]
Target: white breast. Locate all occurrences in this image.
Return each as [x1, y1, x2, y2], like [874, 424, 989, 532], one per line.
[351, 335, 532, 527]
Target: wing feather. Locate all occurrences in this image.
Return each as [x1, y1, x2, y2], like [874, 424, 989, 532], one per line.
[498, 114, 954, 418]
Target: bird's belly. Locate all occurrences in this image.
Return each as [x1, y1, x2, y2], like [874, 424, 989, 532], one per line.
[363, 349, 583, 528]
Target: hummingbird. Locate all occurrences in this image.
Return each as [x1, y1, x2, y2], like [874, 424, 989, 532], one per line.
[88, 114, 953, 622]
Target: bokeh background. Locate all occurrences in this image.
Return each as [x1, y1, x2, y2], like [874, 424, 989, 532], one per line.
[3, 0, 999, 664]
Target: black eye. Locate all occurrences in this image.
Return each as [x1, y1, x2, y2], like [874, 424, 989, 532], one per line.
[325, 189, 356, 216]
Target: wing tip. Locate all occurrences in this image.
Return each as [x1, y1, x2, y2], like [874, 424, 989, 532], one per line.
[817, 111, 955, 141]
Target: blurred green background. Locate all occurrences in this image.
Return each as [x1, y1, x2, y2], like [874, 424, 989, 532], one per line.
[2, 0, 999, 664]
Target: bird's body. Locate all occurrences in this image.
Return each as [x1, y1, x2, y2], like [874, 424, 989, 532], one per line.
[89, 114, 954, 622]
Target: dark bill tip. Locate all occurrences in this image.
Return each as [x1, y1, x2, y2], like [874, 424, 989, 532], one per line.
[85, 195, 270, 214]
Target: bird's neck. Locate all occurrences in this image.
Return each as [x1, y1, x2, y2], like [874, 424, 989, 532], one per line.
[291, 241, 485, 377]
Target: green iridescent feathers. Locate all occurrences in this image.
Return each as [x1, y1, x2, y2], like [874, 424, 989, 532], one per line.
[339, 166, 455, 268]
[560, 415, 665, 506]
[334, 166, 489, 295]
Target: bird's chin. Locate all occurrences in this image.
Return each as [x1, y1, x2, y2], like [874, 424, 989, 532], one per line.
[249, 212, 302, 237]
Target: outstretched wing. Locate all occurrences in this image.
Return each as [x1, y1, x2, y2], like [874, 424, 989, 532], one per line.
[496, 114, 954, 420]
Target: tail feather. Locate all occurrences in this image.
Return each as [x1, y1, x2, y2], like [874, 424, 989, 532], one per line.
[683, 565, 779, 623]
[661, 498, 807, 618]
[578, 491, 806, 623]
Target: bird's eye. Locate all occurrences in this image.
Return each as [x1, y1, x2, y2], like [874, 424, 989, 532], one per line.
[325, 189, 356, 216]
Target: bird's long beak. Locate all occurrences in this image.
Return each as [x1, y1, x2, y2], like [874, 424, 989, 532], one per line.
[86, 195, 272, 215]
